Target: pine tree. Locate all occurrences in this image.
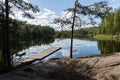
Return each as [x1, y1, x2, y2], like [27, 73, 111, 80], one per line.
[0, 0, 39, 71]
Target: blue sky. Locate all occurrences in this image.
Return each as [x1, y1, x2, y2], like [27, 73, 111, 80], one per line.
[29, 0, 120, 14]
[10, 0, 120, 30]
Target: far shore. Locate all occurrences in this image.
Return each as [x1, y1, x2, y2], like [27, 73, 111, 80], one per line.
[94, 34, 120, 41]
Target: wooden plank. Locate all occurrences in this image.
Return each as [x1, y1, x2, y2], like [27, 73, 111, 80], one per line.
[21, 47, 61, 63]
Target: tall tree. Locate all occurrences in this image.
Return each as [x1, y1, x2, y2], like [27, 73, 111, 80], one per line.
[114, 9, 120, 35]
[70, 0, 77, 58]
[54, 0, 112, 58]
[3, 0, 11, 70]
[0, 0, 39, 70]
[98, 9, 120, 35]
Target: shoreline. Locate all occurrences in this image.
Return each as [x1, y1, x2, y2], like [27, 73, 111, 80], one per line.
[93, 35, 120, 41]
[1, 52, 120, 80]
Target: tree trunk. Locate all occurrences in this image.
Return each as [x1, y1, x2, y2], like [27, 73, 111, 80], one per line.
[3, 0, 11, 70]
[70, 0, 77, 58]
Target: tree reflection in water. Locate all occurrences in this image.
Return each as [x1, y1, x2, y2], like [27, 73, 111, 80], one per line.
[0, 38, 54, 69]
[97, 40, 120, 54]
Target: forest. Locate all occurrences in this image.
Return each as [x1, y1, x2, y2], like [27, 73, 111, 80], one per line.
[56, 9, 120, 40]
[0, 0, 120, 75]
[55, 27, 97, 38]
[0, 16, 55, 51]
[0, 15, 55, 70]
[98, 9, 120, 35]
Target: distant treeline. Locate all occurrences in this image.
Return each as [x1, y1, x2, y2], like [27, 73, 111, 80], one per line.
[55, 9, 120, 39]
[0, 15, 55, 53]
[98, 9, 120, 35]
[10, 20, 55, 41]
[0, 17, 55, 42]
[55, 27, 97, 38]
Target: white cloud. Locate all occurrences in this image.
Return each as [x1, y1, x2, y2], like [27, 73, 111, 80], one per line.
[9, 5, 102, 31]
[108, 0, 116, 3]
[36, 8, 58, 20]
[23, 0, 28, 2]
[10, 8, 61, 30]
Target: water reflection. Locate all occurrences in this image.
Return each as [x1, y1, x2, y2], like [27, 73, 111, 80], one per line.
[45, 39, 100, 59]
[44, 39, 120, 60]
[11, 38, 54, 54]
[1, 38, 120, 65]
[97, 40, 120, 54]
[0, 38, 54, 66]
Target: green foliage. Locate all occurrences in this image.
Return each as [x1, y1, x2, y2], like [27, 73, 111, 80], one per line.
[18, 24, 55, 41]
[10, 0, 39, 12]
[0, 0, 40, 69]
[74, 29, 88, 38]
[0, 16, 55, 53]
[0, 0, 39, 18]
[76, 1, 112, 19]
[98, 40, 120, 54]
[94, 35, 116, 40]
[98, 9, 120, 35]
[55, 27, 98, 38]
[114, 10, 120, 35]
[74, 27, 98, 38]
[55, 31, 71, 38]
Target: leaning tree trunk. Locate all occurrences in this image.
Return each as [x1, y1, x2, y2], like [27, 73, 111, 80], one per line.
[70, 0, 77, 58]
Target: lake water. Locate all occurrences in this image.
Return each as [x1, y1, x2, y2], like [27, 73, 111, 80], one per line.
[45, 39, 100, 59]
[13, 38, 120, 63]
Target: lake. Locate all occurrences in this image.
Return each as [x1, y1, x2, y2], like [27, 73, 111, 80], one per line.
[13, 38, 120, 63]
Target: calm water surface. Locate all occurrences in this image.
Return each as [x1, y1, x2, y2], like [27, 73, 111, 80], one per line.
[45, 39, 100, 59]
[13, 38, 120, 63]
[11, 39, 109, 62]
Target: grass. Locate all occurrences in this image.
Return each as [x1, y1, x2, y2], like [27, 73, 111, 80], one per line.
[93, 35, 117, 40]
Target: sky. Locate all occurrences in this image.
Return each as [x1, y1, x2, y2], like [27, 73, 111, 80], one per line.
[9, 0, 120, 30]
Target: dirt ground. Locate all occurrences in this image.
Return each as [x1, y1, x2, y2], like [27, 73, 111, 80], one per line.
[1, 53, 120, 80]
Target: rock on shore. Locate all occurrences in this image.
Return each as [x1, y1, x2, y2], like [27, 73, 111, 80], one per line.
[1, 53, 120, 80]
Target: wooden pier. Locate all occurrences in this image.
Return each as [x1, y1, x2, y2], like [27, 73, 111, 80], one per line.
[21, 47, 62, 63]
